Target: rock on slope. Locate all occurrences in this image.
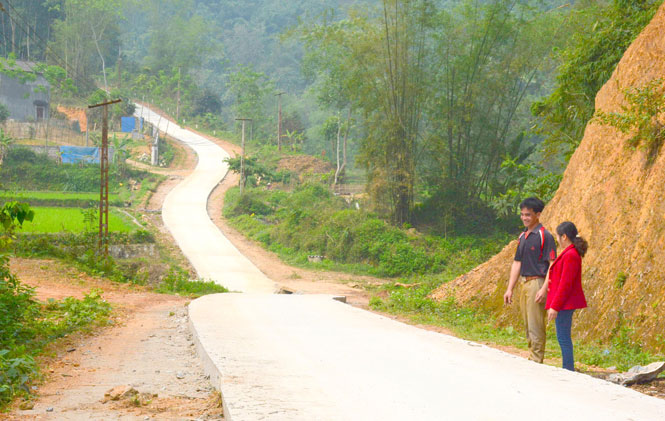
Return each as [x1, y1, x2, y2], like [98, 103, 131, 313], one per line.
[431, 3, 665, 351]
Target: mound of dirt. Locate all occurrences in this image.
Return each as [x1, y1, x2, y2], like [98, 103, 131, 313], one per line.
[56, 105, 87, 132]
[278, 155, 333, 175]
[432, 3, 665, 352]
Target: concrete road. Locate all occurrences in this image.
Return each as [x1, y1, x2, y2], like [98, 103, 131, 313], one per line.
[189, 294, 665, 421]
[134, 104, 275, 293]
[136, 105, 665, 421]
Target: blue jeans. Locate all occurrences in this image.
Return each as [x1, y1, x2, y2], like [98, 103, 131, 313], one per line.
[555, 309, 575, 371]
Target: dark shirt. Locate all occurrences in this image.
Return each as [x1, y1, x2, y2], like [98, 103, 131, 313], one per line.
[514, 224, 556, 277]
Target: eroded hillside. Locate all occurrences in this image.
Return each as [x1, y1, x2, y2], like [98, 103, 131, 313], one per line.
[432, 3, 665, 352]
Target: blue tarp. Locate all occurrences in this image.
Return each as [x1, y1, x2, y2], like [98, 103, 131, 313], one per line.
[60, 146, 101, 164]
[121, 116, 136, 133]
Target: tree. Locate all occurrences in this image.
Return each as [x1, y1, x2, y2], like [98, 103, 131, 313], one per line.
[0, 104, 8, 126]
[48, 0, 121, 93]
[39, 64, 77, 98]
[531, 0, 660, 162]
[300, 1, 433, 224]
[0, 130, 13, 166]
[0, 0, 62, 60]
[424, 1, 563, 206]
[144, 0, 213, 75]
[225, 65, 275, 140]
[194, 88, 222, 116]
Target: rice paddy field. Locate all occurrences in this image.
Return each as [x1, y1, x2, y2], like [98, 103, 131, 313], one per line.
[0, 190, 123, 207]
[17, 207, 137, 233]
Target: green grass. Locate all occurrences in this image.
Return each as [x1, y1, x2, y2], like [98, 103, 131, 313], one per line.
[16, 207, 136, 233]
[224, 184, 511, 278]
[371, 278, 664, 372]
[156, 266, 229, 297]
[0, 191, 108, 201]
[157, 278, 229, 297]
[119, 173, 165, 205]
[225, 181, 664, 371]
[0, 190, 123, 207]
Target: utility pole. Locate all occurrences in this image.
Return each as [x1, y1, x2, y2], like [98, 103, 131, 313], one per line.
[117, 46, 122, 90]
[88, 98, 122, 257]
[85, 109, 89, 146]
[276, 92, 284, 152]
[235, 118, 252, 195]
[176, 67, 181, 121]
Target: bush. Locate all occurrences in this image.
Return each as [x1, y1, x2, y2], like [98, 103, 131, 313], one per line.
[0, 256, 39, 350]
[157, 266, 229, 297]
[0, 350, 36, 405]
[0, 268, 111, 407]
[225, 182, 509, 278]
[0, 103, 9, 125]
[1, 148, 149, 192]
[14, 231, 156, 283]
[228, 193, 272, 217]
[531, 0, 660, 160]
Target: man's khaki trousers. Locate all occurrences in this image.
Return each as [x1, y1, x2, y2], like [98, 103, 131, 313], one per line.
[519, 277, 546, 363]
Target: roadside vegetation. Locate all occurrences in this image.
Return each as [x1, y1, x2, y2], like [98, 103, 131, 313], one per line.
[0, 145, 224, 410]
[16, 207, 134, 234]
[224, 143, 664, 372]
[0, 144, 226, 296]
[370, 281, 661, 372]
[0, 191, 122, 207]
[225, 182, 510, 278]
[2, 0, 664, 405]
[0, 202, 112, 409]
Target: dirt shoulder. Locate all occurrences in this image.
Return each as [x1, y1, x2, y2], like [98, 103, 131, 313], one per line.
[5, 123, 214, 419]
[6, 258, 223, 420]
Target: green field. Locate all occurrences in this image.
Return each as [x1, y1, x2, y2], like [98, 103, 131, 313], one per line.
[1, 191, 102, 200]
[17, 207, 136, 233]
[0, 190, 122, 207]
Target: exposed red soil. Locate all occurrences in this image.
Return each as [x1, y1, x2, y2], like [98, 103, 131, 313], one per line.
[6, 258, 223, 420]
[56, 105, 87, 132]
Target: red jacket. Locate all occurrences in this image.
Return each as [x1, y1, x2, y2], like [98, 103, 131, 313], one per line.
[546, 244, 587, 312]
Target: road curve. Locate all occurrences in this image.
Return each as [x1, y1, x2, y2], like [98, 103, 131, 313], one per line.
[134, 104, 275, 293]
[136, 105, 665, 421]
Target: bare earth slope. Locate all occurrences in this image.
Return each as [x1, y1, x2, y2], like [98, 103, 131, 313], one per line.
[433, 3, 665, 351]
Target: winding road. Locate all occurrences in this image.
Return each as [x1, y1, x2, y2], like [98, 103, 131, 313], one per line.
[135, 104, 665, 421]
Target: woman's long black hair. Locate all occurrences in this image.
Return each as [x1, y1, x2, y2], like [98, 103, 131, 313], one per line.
[556, 221, 588, 257]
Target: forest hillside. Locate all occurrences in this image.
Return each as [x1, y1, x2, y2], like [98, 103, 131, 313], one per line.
[432, 2, 665, 352]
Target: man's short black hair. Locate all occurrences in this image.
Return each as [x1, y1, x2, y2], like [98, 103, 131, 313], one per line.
[520, 197, 545, 213]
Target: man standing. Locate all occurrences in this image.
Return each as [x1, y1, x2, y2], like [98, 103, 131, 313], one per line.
[503, 197, 556, 363]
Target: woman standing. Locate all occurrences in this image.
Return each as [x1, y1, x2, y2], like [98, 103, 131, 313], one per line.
[545, 221, 588, 371]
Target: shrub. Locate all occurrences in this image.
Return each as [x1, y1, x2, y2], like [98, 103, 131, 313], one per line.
[594, 78, 665, 165]
[228, 193, 272, 217]
[157, 266, 229, 297]
[0, 256, 39, 350]
[224, 182, 507, 278]
[1, 148, 149, 192]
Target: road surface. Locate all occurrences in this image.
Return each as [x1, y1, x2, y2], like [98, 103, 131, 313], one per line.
[134, 104, 275, 293]
[136, 105, 665, 421]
